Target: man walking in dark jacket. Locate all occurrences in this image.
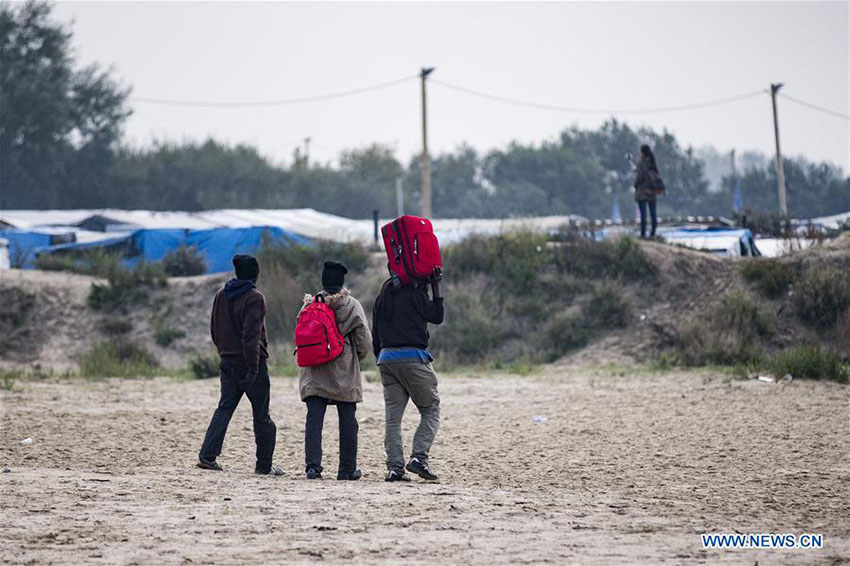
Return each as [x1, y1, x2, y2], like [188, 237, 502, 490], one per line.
[198, 254, 282, 476]
[372, 272, 444, 482]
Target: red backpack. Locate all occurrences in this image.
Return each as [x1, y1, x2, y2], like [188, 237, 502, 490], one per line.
[294, 294, 344, 367]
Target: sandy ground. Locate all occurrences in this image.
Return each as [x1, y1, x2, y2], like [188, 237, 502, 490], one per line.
[1, 367, 848, 565]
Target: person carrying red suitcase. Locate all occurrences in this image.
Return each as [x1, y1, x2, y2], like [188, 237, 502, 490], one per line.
[374, 215, 444, 482]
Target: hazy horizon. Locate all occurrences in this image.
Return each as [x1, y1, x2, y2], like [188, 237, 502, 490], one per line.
[53, 1, 850, 172]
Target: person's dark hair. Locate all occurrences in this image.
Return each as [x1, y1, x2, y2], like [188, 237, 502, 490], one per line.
[640, 144, 658, 171]
[233, 254, 260, 281]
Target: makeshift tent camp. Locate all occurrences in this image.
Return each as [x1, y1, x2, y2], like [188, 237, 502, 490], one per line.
[37, 226, 308, 274]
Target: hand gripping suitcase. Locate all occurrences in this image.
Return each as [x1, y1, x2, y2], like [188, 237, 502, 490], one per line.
[381, 215, 442, 285]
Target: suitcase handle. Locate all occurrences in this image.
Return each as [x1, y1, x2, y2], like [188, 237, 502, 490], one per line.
[390, 237, 401, 264]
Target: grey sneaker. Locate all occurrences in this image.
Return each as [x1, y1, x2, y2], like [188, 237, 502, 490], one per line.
[256, 465, 284, 476]
[406, 457, 438, 481]
[306, 468, 322, 480]
[337, 469, 362, 481]
[385, 469, 411, 482]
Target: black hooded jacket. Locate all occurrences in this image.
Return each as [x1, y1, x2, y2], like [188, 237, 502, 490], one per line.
[372, 281, 444, 356]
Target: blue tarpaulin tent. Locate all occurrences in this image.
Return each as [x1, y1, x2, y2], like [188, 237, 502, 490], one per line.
[188, 226, 308, 273]
[0, 229, 75, 268]
[33, 226, 309, 273]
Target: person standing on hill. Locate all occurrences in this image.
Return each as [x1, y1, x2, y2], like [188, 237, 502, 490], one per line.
[297, 261, 372, 481]
[372, 270, 444, 482]
[198, 254, 282, 476]
[634, 144, 664, 239]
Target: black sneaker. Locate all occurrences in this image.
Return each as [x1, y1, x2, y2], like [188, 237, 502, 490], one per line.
[337, 469, 362, 481]
[385, 469, 412, 482]
[255, 465, 284, 477]
[406, 457, 439, 481]
[306, 468, 322, 480]
[197, 459, 223, 471]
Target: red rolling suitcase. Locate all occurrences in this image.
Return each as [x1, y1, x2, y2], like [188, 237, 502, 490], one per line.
[381, 215, 442, 285]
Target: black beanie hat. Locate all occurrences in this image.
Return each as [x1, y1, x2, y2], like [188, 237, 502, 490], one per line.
[233, 254, 260, 281]
[322, 261, 348, 294]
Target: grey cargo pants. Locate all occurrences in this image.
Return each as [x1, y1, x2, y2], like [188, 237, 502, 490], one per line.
[380, 361, 440, 473]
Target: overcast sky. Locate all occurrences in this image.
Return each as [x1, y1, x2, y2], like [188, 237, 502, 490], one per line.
[54, 1, 849, 172]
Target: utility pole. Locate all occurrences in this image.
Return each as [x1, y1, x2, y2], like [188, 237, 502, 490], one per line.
[304, 137, 311, 164]
[420, 67, 435, 218]
[396, 176, 404, 217]
[770, 83, 788, 216]
[730, 149, 737, 181]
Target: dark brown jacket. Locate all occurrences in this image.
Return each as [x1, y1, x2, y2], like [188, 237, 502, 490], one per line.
[210, 280, 268, 373]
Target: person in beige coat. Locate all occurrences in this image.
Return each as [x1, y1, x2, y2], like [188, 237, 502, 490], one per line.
[297, 261, 372, 480]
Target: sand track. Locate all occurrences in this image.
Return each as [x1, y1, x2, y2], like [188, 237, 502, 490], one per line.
[1, 368, 848, 564]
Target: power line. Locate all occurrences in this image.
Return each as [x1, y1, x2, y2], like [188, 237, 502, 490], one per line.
[778, 93, 850, 120]
[430, 78, 766, 115]
[131, 74, 418, 108]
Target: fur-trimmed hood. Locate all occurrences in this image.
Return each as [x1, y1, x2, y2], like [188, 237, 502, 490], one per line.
[302, 287, 350, 309]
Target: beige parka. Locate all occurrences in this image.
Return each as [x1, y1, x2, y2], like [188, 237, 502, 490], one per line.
[297, 289, 372, 403]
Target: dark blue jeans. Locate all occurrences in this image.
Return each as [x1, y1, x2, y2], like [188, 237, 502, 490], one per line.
[304, 396, 358, 476]
[199, 358, 276, 472]
[638, 199, 658, 237]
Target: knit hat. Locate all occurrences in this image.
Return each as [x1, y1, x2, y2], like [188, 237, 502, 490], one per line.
[233, 254, 260, 281]
[322, 261, 348, 294]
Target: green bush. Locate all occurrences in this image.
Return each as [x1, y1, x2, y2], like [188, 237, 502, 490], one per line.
[258, 240, 368, 279]
[36, 249, 126, 277]
[740, 259, 797, 298]
[672, 322, 764, 367]
[584, 283, 631, 328]
[155, 326, 186, 347]
[673, 291, 773, 367]
[162, 245, 207, 276]
[268, 342, 299, 377]
[715, 290, 775, 340]
[556, 236, 655, 281]
[79, 340, 159, 378]
[88, 261, 168, 310]
[259, 261, 304, 342]
[795, 267, 850, 328]
[189, 355, 220, 379]
[540, 311, 590, 362]
[443, 231, 551, 292]
[0, 287, 37, 355]
[430, 286, 505, 364]
[100, 317, 133, 335]
[767, 346, 848, 383]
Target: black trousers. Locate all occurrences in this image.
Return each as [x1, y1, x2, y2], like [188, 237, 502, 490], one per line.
[199, 358, 276, 472]
[304, 396, 358, 475]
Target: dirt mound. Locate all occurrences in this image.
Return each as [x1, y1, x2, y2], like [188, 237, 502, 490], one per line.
[0, 270, 225, 371]
[1, 237, 847, 372]
[559, 238, 849, 367]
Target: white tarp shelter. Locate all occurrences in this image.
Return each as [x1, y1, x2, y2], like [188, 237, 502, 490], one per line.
[0, 238, 9, 270]
[0, 208, 588, 245]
